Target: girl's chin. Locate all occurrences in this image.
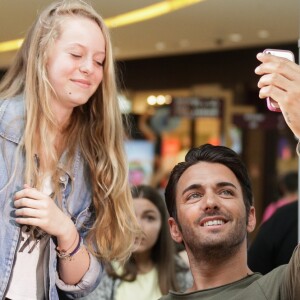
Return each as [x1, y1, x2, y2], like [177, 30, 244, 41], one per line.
[133, 245, 148, 254]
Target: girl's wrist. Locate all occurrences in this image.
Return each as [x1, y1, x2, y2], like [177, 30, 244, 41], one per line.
[56, 233, 83, 261]
[56, 218, 78, 249]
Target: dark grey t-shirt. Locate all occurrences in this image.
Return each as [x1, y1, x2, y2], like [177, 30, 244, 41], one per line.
[160, 245, 300, 300]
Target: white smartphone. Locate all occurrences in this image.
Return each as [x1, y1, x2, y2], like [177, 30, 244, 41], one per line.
[263, 49, 295, 112]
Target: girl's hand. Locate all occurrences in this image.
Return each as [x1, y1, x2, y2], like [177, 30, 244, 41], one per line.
[255, 52, 300, 138]
[14, 184, 73, 238]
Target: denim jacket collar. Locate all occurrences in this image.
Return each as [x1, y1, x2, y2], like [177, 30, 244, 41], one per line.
[0, 94, 25, 144]
[0, 94, 78, 180]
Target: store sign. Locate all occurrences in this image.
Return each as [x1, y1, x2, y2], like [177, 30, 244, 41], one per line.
[233, 113, 285, 130]
[171, 97, 223, 118]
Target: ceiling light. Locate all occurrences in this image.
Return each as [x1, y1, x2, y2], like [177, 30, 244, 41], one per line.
[147, 95, 157, 106]
[105, 0, 206, 28]
[155, 42, 166, 51]
[157, 95, 166, 105]
[0, 0, 206, 53]
[165, 95, 172, 104]
[228, 33, 242, 42]
[258, 30, 270, 39]
[0, 39, 23, 53]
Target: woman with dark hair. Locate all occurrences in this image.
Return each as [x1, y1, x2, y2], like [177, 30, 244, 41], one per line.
[82, 185, 192, 300]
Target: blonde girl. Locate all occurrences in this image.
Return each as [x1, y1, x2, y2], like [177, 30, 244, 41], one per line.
[0, 1, 139, 299]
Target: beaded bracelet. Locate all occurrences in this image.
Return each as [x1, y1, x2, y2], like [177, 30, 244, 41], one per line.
[56, 234, 83, 261]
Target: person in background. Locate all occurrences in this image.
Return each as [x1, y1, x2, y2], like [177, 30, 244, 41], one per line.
[262, 171, 298, 223]
[81, 185, 192, 300]
[0, 1, 139, 299]
[248, 201, 298, 275]
[160, 143, 300, 300]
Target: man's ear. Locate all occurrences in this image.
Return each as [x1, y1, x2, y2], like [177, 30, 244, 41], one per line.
[168, 217, 183, 243]
[247, 206, 256, 233]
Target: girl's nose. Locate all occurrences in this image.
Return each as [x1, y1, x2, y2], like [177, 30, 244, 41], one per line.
[79, 59, 93, 74]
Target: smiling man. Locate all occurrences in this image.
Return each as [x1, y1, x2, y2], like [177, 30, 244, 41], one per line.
[160, 143, 300, 300]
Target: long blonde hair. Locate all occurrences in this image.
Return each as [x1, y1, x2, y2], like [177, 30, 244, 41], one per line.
[0, 0, 139, 263]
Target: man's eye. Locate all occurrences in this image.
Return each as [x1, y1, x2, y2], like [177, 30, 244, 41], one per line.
[187, 192, 202, 201]
[221, 190, 234, 196]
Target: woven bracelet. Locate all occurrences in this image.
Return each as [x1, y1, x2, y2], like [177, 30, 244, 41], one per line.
[56, 234, 83, 261]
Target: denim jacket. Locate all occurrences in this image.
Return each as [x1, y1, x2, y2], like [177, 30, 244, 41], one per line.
[0, 95, 103, 299]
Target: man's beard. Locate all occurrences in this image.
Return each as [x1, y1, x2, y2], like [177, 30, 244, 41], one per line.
[179, 214, 247, 262]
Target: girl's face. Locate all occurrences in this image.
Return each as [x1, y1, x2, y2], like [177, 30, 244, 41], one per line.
[46, 16, 105, 123]
[133, 197, 162, 254]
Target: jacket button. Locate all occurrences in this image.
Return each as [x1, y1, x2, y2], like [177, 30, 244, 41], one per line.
[59, 175, 67, 183]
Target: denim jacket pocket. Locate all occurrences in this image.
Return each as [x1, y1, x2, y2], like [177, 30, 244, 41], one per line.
[71, 204, 95, 236]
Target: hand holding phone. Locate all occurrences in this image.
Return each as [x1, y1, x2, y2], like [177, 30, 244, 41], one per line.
[263, 49, 295, 112]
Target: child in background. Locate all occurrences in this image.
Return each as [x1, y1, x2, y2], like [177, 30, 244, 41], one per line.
[81, 185, 192, 300]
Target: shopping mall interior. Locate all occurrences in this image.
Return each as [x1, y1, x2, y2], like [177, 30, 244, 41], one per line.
[0, 0, 299, 232]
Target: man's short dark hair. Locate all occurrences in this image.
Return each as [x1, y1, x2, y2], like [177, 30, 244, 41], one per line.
[165, 143, 253, 222]
[279, 171, 298, 195]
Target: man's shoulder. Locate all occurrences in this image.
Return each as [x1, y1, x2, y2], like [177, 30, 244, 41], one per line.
[252, 264, 287, 294]
[159, 293, 189, 300]
[158, 269, 284, 300]
[159, 295, 170, 300]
